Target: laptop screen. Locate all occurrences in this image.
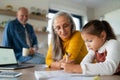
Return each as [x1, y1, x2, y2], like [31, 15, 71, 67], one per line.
[0, 47, 17, 65]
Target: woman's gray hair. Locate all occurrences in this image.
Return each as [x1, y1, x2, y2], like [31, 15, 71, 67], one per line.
[51, 11, 76, 61]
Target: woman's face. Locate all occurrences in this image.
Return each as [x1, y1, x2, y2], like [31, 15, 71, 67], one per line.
[81, 32, 106, 51]
[53, 16, 72, 40]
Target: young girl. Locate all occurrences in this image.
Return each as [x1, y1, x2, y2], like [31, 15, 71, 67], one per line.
[61, 20, 120, 75]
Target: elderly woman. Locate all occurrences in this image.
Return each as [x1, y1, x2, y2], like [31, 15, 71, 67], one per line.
[46, 11, 87, 69]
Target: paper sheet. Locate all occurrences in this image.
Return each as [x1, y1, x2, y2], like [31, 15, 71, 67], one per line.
[34, 70, 95, 80]
[48, 76, 94, 80]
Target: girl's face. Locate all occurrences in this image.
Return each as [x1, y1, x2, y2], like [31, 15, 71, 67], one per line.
[81, 32, 106, 51]
[53, 16, 72, 40]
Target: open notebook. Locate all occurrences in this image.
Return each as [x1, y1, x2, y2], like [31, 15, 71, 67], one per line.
[0, 46, 34, 70]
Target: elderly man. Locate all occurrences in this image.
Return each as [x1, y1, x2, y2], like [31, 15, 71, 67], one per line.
[2, 7, 45, 64]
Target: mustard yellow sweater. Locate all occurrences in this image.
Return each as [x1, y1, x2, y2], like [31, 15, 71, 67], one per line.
[46, 31, 88, 66]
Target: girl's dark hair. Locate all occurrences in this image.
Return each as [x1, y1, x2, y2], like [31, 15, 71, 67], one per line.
[81, 20, 116, 40]
[51, 11, 76, 61]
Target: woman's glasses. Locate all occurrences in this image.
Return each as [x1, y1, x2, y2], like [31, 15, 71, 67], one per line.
[54, 23, 71, 32]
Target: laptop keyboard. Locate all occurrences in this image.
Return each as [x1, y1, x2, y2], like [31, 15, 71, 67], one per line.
[0, 71, 22, 77]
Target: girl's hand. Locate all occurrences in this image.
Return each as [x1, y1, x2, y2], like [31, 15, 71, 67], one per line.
[61, 63, 72, 72]
[61, 63, 82, 73]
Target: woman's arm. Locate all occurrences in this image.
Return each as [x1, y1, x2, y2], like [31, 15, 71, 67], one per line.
[65, 31, 88, 63]
[46, 43, 61, 69]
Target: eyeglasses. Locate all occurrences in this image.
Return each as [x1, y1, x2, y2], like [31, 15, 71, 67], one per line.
[54, 23, 71, 32]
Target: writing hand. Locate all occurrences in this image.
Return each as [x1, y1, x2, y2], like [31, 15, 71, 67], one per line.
[61, 63, 82, 73]
[50, 62, 61, 69]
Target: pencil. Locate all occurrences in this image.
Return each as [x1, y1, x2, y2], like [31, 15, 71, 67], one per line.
[65, 52, 69, 63]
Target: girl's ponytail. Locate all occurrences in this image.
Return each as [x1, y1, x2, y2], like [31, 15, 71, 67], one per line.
[102, 20, 116, 40]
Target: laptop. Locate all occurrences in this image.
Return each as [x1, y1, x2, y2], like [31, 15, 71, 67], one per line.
[0, 47, 34, 70]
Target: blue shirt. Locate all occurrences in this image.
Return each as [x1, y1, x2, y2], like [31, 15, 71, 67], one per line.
[2, 19, 38, 62]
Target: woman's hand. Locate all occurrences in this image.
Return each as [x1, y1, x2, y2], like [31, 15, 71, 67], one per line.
[50, 62, 61, 69]
[59, 58, 75, 64]
[50, 58, 75, 70]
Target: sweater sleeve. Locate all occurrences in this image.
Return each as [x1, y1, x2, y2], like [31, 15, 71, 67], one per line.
[81, 40, 120, 75]
[45, 43, 53, 66]
[65, 31, 88, 63]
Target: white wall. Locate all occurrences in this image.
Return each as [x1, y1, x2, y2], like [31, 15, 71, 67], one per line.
[94, 0, 120, 19]
[86, 7, 95, 21]
[103, 9, 120, 35]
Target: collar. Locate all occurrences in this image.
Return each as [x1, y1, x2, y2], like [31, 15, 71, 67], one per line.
[98, 40, 108, 53]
